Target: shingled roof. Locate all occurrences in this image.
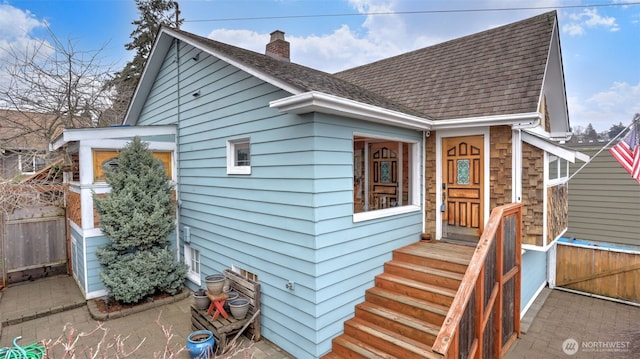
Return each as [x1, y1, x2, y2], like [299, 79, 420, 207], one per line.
[335, 11, 557, 120]
[0, 110, 59, 151]
[172, 29, 427, 118]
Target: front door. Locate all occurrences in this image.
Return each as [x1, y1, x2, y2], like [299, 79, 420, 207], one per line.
[442, 136, 484, 241]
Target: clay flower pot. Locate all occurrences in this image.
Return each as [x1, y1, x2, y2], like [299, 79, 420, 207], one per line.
[193, 289, 210, 310]
[228, 297, 250, 320]
[205, 274, 225, 295]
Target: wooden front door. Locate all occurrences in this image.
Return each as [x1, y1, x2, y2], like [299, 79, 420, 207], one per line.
[442, 136, 484, 240]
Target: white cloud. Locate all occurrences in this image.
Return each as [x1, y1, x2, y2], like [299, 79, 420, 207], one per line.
[207, 28, 268, 53]
[569, 81, 640, 131]
[562, 8, 620, 36]
[562, 23, 584, 36]
[0, 4, 43, 40]
[0, 4, 48, 63]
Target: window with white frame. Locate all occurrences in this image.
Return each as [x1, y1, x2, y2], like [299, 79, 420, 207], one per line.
[18, 154, 45, 174]
[226, 138, 251, 175]
[184, 245, 201, 284]
[353, 135, 419, 218]
[548, 155, 569, 184]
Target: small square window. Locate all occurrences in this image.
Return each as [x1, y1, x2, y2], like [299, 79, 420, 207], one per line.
[227, 138, 251, 175]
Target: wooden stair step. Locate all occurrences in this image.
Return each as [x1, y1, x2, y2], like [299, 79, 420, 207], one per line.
[393, 243, 473, 273]
[319, 352, 342, 359]
[384, 260, 464, 290]
[396, 243, 474, 263]
[356, 302, 440, 346]
[345, 317, 442, 359]
[365, 287, 448, 326]
[332, 334, 397, 359]
[375, 273, 457, 306]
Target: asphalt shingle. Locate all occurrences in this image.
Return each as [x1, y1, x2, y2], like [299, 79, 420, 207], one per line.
[335, 11, 557, 120]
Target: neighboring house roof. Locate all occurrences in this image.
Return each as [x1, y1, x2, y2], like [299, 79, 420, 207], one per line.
[334, 11, 556, 120]
[127, 11, 568, 135]
[0, 109, 59, 151]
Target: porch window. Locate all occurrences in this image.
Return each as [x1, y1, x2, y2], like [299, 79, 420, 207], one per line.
[226, 138, 251, 175]
[184, 245, 201, 284]
[548, 155, 569, 184]
[18, 154, 45, 174]
[353, 135, 418, 219]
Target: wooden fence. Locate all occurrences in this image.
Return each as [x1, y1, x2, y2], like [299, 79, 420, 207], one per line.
[556, 241, 640, 303]
[1, 206, 67, 286]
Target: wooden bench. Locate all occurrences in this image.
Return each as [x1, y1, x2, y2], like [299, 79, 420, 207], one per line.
[191, 269, 261, 353]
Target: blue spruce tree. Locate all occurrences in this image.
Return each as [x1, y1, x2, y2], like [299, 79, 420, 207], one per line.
[95, 137, 186, 303]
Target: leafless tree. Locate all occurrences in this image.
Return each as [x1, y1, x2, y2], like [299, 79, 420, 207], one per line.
[0, 27, 121, 212]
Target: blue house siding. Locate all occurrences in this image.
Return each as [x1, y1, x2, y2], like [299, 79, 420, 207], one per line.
[86, 235, 110, 294]
[132, 40, 424, 358]
[521, 249, 547, 313]
[70, 225, 85, 293]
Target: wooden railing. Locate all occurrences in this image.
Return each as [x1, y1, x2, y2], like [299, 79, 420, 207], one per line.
[432, 203, 522, 358]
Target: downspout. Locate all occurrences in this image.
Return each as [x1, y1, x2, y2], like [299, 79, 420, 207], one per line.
[174, 38, 182, 260]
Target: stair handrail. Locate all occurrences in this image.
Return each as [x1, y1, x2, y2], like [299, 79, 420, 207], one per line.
[431, 202, 522, 356]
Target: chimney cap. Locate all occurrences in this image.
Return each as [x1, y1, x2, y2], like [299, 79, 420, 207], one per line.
[270, 30, 285, 41]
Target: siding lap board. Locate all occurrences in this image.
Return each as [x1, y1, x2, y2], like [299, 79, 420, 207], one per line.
[135, 41, 423, 359]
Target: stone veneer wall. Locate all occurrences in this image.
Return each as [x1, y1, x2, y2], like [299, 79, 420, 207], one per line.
[424, 132, 437, 238]
[67, 190, 82, 226]
[547, 183, 568, 242]
[490, 126, 513, 209]
[521, 143, 545, 246]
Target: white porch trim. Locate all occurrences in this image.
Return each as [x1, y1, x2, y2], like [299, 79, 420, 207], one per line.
[51, 125, 176, 151]
[270, 91, 432, 131]
[522, 131, 589, 163]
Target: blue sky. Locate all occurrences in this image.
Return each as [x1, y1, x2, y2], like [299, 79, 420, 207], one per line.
[1, 0, 639, 133]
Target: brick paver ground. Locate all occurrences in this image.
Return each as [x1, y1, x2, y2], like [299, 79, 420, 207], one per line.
[505, 290, 640, 359]
[0, 275, 293, 358]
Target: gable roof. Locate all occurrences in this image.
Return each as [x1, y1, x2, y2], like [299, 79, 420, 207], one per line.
[335, 11, 558, 120]
[127, 11, 565, 132]
[126, 27, 427, 125]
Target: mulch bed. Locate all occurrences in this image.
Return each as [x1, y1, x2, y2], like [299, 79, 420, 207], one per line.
[94, 292, 172, 313]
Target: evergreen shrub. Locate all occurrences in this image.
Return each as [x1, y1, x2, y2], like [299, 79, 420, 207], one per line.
[95, 137, 186, 303]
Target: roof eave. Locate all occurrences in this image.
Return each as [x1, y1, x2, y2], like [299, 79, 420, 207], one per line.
[433, 112, 542, 130]
[125, 27, 305, 126]
[270, 91, 433, 131]
[123, 29, 176, 126]
[522, 131, 589, 163]
[50, 125, 176, 151]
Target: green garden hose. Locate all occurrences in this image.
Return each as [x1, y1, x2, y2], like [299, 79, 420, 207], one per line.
[0, 337, 45, 359]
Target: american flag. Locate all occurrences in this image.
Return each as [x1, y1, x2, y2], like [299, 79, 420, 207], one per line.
[609, 121, 640, 184]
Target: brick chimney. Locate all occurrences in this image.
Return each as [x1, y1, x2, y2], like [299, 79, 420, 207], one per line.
[265, 30, 290, 62]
